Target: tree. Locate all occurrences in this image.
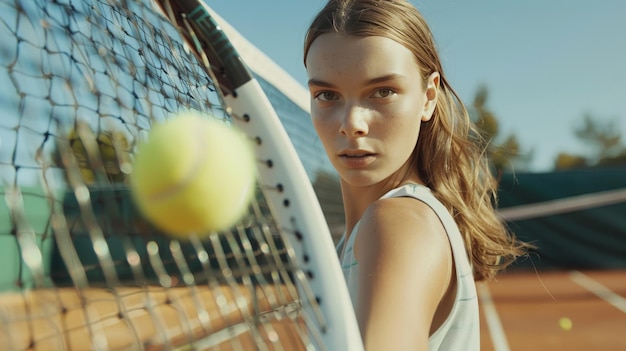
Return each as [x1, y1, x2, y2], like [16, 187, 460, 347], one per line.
[554, 114, 626, 170]
[554, 153, 587, 169]
[470, 85, 530, 175]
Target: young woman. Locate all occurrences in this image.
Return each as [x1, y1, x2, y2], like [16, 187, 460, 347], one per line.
[303, 0, 529, 349]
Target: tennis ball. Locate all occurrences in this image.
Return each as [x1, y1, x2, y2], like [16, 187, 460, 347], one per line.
[559, 317, 573, 331]
[130, 111, 256, 238]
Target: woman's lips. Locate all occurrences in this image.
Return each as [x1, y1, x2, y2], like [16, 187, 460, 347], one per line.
[338, 153, 376, 168]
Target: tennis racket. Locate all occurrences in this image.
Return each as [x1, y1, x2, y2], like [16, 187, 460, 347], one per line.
[0, 0, 362, 349]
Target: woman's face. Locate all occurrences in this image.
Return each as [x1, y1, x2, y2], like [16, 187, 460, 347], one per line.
[306, 33, 438, 187]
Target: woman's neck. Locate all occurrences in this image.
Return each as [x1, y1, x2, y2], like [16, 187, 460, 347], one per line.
[340, 181, 381, 236]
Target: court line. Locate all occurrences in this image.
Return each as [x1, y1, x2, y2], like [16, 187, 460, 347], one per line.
[569, 270, 626, 314]
[477, 283, 510, 351]
[498, 188, 626, 221]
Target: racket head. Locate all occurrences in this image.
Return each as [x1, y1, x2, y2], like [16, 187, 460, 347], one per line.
[157, 0, 361, 347]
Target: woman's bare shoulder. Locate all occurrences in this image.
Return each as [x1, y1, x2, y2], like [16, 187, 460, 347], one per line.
[358, 196, 448, 245]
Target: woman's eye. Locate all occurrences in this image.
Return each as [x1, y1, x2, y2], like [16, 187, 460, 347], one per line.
[373, 88, 394, 98]
[315, 91, 337, 101]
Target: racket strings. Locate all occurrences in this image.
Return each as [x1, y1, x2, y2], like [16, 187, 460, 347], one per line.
[0, 0, 321, 349]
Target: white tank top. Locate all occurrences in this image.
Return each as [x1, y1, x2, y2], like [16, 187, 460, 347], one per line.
[336, 184, 480, 350]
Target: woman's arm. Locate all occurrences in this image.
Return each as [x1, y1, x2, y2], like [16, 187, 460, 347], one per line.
[354, 197, 453, 350]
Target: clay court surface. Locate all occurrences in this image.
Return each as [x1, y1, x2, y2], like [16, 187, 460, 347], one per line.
[478, 269, 626, 350]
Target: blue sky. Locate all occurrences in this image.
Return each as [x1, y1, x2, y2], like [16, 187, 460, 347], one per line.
[209, 0, 626, 172]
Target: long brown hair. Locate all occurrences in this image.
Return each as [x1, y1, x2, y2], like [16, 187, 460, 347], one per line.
[304, 0, 530, 281]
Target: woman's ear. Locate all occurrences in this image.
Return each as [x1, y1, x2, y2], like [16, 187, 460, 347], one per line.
[421, 72, 440, 122]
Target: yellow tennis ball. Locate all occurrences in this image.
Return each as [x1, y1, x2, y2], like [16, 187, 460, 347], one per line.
[559, 317, 573, 331]
[130, 111, 256, 238]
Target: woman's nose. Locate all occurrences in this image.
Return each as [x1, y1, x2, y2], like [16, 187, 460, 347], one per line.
[339, 105, 369, 137]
